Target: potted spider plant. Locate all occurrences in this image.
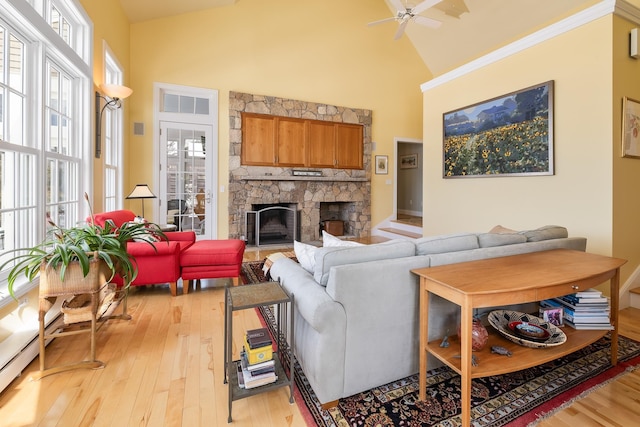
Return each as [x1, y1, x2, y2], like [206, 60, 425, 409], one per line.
[1, 193, 166, 300]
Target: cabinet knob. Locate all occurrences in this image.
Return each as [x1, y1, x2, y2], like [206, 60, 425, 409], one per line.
[572, 285, 579, 290]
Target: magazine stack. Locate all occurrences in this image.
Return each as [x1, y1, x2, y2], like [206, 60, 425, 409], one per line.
[237, 327, 277, 389]
[539, 288, 612, 330]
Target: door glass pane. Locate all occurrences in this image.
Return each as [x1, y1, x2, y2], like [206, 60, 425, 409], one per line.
[164, 127, 206, 235]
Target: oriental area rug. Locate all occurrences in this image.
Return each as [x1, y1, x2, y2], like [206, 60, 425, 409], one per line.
[241, 260, 640, 427]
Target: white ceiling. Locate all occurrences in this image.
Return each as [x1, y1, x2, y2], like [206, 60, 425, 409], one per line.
[118, 0, 607, 75]
[396, 0, 602, 74]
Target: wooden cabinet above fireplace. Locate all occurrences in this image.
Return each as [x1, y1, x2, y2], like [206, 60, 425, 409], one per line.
[241, 112, 363, 169]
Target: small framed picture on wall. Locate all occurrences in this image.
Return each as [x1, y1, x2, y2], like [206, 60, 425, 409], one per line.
[400, 153, 418, 169]
[375, 155, 388, 174]
[622, 96, 640, 158]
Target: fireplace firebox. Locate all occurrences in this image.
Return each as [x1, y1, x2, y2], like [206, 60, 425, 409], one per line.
[245, 203, 299, 247]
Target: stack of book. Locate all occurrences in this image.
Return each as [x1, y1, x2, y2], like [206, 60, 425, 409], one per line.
[236, 327, 277, 389]
[540, 288, 612, 330]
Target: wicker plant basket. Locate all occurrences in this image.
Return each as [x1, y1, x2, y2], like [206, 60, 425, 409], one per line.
[38, 257, 111, 298]
[61, 283, 117, 324]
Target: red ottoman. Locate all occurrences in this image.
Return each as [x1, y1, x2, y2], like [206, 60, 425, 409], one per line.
[180, 239, 246, 294]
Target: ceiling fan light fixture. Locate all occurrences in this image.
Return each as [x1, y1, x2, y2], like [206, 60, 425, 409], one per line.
[370, 0, 444, 39]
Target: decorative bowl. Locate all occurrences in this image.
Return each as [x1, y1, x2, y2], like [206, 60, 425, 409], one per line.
[488, 310, 567, 348]
[508, 321, 550, 341]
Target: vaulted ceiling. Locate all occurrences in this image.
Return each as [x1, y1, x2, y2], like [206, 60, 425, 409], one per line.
[118, 0, 622, 75]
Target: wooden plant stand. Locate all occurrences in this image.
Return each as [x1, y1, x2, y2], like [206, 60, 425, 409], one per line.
[29, 260, 129, 381]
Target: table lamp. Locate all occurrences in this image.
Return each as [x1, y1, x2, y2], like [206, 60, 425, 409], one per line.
[126, 184, 156, 218]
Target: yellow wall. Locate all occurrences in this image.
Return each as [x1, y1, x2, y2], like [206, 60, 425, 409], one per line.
[127, 0, 430, 236]
[79, 0, 131, 214]
[613, 14, 640, 290]
[423, 17, 614, 251]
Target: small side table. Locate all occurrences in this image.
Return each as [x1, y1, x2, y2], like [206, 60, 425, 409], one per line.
[224, 281, 294, 423]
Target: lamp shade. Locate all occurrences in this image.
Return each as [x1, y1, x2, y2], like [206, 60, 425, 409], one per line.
[100, 84, 133, 100]
[126, 184, 156, 199]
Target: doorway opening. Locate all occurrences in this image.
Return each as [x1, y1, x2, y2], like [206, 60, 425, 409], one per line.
[394, 138, 423, 227]
[155, 83, 218, 239]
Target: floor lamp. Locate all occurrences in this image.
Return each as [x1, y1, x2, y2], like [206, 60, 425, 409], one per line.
[126, 184, 156, 218]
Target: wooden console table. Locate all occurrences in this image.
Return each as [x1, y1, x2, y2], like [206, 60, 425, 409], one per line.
[412, 249, 626, 427]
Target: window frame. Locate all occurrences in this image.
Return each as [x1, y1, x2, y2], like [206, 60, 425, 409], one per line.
[0, 0, 93, 308]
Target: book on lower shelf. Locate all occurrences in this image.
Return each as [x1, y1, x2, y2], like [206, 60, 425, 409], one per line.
[237, 347, 277, 389]
[563, 320, 614, 330]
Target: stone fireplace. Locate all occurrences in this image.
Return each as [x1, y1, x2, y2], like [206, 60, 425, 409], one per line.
[228, 92, 372, 244]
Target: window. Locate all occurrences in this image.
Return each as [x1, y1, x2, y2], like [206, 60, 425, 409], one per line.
[0, 0, 92, 305]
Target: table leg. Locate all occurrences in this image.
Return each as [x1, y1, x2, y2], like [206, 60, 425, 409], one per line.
[611, 268, 620, 366]
[460, 301, 473, 427]
[289, 294, 295, 404]
[224, 287, 229, 384]
[418, 281, 429, 401]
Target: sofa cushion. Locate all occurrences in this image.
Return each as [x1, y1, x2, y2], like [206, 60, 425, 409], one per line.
[294, 240, 317, 274]
[415, 233, 479, 255]
[313, 240, 416, 286]
[521, 225, 568, 242]
[478, 232, 527, 248]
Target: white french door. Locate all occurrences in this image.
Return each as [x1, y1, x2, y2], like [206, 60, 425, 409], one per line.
[159, 121, 216, 239]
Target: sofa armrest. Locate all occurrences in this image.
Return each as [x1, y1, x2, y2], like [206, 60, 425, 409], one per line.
[126, 240, 181, 257]
[324, 256, 436, 396]
[271, 258, 345, 332]
[269, 256, 347, 404]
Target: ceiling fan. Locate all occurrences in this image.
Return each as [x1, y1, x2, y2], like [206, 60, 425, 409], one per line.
[368, 0, 444, 40]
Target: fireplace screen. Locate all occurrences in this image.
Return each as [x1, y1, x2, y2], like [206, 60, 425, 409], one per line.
[245, 204, 298, 246]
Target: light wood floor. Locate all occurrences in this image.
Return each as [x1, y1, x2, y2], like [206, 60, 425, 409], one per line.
[1, 248, 639, 426]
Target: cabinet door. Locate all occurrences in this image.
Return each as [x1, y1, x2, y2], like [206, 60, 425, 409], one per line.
[277, 117, 306, 166]
[308, 121, 336, 168]
[336, 123, 363, 169]
[241, 113, 275, 165]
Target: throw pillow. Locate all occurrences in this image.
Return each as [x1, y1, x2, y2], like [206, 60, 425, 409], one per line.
[294, 240, 317, 274]
[322, 230, 363, 247]
[126, 217, 161, 242]
[489, 225, 518, 234]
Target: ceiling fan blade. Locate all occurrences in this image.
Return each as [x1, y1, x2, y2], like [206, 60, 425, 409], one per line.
[411, 0, 444, 16]
[413, 15, 442, 29]
[389, 0, 405, 12]
[367, 16, 397, 27]
[394, 19, 409, 40]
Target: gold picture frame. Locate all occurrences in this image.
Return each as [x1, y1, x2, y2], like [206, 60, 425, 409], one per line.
[622, 96, 640, 158]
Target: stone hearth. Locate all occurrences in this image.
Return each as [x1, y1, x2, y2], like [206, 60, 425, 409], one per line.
[228, 91, 372, 243]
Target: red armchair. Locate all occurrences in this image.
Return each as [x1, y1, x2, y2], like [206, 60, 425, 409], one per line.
[90, 210, 196, 296]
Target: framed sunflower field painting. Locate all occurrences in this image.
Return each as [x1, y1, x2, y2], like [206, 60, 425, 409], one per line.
[443, 81, 554, 178]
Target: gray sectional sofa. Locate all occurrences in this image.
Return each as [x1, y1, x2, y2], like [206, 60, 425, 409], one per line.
[268, 226, 587, 405]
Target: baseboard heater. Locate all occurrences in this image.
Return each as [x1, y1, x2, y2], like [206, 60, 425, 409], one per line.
[0, 307, 63, 392]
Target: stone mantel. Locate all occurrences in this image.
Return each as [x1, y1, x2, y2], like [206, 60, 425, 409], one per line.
[228, 91, 372, 242]
[239, 175, 369, 182]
